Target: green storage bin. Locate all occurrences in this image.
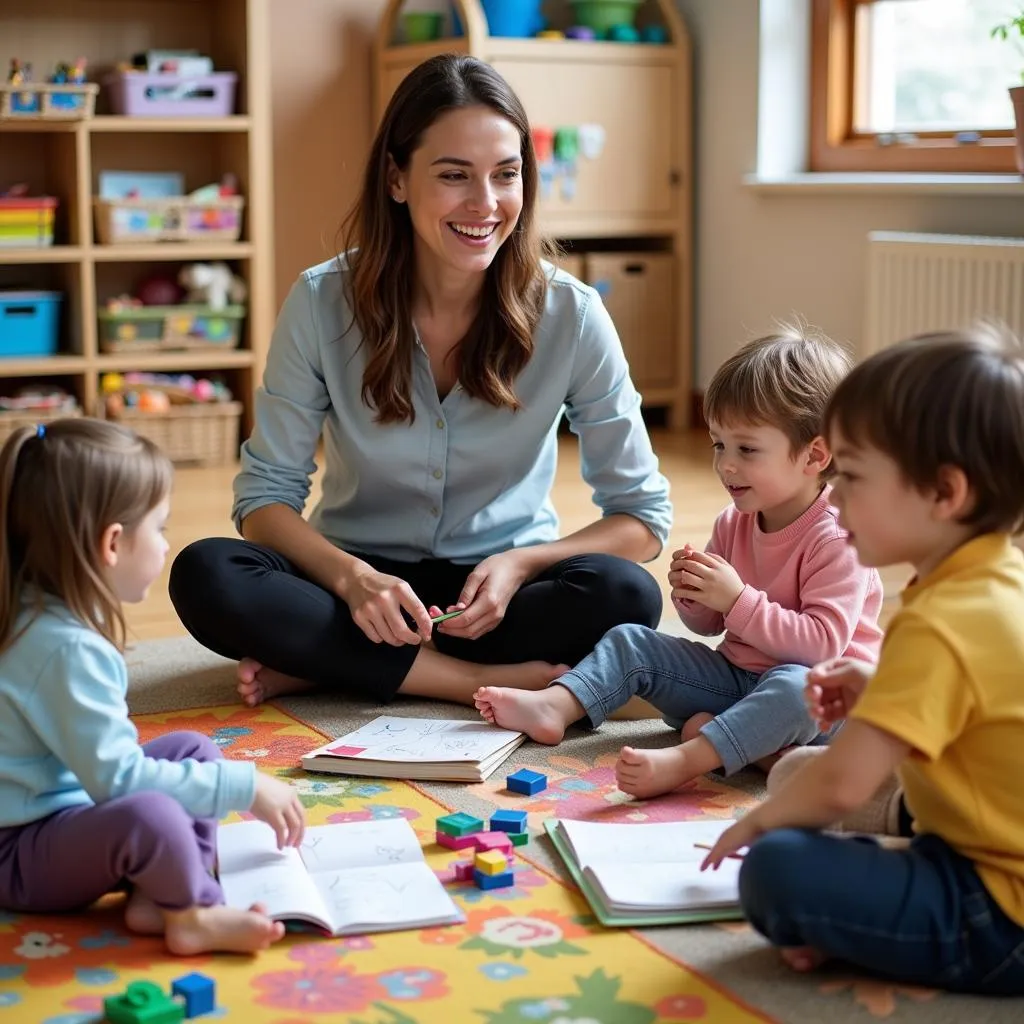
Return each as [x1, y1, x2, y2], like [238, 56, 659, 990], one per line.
[98, 304, 244, 353]
[570, 0, 643, 35]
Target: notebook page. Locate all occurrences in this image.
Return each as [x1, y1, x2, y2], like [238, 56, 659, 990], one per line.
[588, 859, 741, 912]
[311, 862, 463, 935]
[559, 818, 739, 868]
[217, 821, 329, 927]
[298, 820, 424, 873]
[324, 716, 522, 764]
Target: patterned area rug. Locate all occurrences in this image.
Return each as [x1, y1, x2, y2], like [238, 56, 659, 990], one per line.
[0, 704, 769, 1024]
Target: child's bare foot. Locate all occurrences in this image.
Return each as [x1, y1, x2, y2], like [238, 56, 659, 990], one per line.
[164, 902, 284, 955]
[237, 658, 315, 707]
[780, 946, 827, 972]
[124, 891, 164, 936]
[480, 661, 571, 694]
[474, 682, 582, 744]
[615, 744, 698, 799]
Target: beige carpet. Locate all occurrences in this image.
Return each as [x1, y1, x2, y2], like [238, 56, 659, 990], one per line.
[125, 636, 1021, 1024]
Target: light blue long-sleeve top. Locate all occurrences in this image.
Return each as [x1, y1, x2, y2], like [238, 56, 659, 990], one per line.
[0, 598, 256, 828]
[232, 256, 673, 562]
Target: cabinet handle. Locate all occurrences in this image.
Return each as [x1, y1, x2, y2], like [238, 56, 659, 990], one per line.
[669, 169, 682, 185]
[624, 263, 646, 275]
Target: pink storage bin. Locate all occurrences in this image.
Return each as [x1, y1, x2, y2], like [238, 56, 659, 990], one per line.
[104, 72, 237, 117]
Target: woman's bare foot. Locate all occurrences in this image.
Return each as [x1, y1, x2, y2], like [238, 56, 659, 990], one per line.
[237, 658, 315, 707]
[163, 902, 284, 955]
[124, 891, 164, 936]
[780, 946, 827, 972]
[474, 682, 583, 744]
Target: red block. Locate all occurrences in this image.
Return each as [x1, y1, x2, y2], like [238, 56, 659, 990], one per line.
[473, 831, 513, 854]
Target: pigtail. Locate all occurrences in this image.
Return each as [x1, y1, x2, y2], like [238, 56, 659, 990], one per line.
[0, 426, 39, 652]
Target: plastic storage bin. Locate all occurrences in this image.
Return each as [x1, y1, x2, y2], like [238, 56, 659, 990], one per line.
[104, 72, 237, 117]
[93, 196, 244, 244]
[570, 0, 644, 35]
[98, 304, 244, 352]
[0, 197, 58, 248]
[0, 291, 62, 357]
[453, 1, 545, 37]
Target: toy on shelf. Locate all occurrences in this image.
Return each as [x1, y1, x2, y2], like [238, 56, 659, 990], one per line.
[98, 265, 246, 354]
[0, 386, 80, 445]
[94, 171, 245, 246]
[104, 49, 237, 117]
[0, 57, 98, 120]
[179, 261, 247, 311]
[101, 372, 243, 467]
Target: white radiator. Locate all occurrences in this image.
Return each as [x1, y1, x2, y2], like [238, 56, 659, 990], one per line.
[863, 232, 1024, 356]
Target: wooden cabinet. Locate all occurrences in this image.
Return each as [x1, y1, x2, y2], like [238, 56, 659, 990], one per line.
[0, 0, 274, 438]
[373, 0, 693, 427]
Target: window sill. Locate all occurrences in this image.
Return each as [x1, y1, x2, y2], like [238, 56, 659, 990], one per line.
[743, 172, 1024, 196]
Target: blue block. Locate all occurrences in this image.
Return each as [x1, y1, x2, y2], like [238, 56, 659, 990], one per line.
[506, 769, 547, 795]
[473, 868, 515, 890]
[171, 972, 216, 1018]
[490, 809, 528, 833]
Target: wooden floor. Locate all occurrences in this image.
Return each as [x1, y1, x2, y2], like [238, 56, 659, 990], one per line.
[125, 429, 909, 642]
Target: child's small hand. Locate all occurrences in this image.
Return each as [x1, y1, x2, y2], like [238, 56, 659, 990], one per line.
[251, 773, 306, 849]
[805, 656, 875, 726]
[668, 545, 701, 596]
[672, 550, 744, 613]
[700, 812, 763, 871]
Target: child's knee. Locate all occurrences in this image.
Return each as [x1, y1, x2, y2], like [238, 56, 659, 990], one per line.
[171, 730, 224, 763]
[739, 829, 816, 929]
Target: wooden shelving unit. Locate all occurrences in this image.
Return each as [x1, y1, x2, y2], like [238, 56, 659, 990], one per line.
[0, 0, 273, 436]
[375, 0, 693, 427]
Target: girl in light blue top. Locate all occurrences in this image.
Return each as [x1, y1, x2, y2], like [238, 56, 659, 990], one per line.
[0, 419, 305, 955]
[169, 54, 672, 709]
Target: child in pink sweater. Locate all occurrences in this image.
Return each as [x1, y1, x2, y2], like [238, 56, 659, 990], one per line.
[475, 327, 884, 798]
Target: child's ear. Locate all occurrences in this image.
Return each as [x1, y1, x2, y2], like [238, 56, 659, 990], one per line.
[803, 435, 832, 476]
[99, 523, 124, 568]
[933, 464, 972, 521]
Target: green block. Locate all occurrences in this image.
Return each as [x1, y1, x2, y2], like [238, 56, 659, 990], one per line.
[436, 812, 484, 838]
[104, 981, 185, 1024]
[509, 831, 530, 847]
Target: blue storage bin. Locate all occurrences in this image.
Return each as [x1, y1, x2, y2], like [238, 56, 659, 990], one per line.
[452, 1, 546, 37]
[0, 291, 62, 358]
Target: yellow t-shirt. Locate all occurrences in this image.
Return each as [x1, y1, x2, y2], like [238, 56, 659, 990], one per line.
[851, 533, 1024, 926]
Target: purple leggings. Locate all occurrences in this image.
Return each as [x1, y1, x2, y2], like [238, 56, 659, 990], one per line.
[0, 731, 224, 913]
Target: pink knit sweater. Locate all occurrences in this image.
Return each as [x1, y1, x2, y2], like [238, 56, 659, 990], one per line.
[674, 488, 884, 673]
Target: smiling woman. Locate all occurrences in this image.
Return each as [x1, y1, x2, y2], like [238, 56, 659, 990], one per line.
[168, 55, 672, 712]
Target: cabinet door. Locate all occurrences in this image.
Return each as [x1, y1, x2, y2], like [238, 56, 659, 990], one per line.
[585, 253, 676, 390]
[491, 59, 676, 224]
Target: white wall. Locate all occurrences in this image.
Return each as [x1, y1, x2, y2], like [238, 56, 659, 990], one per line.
[675, 0, 1024, 388]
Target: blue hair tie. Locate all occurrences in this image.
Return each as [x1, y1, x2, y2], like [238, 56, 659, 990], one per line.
[35, 424, 45, 439]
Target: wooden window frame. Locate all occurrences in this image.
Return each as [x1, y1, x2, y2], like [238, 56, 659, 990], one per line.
[810, 0, 1017, 173]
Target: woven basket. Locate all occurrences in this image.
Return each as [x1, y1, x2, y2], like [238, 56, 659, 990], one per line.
[106, 402, 242, 466]
[0, 405, 82, 447]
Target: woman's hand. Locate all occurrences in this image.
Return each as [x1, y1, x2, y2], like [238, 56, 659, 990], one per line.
[700, 810, 765, 871]
[672, 549, 744, 613]
[436, 551, 531, 641]
[806, 656, 875, 727]
[341, 565, 433, 646]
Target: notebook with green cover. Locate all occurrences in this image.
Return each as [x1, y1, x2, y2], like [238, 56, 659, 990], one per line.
[544, 817, 746, 927]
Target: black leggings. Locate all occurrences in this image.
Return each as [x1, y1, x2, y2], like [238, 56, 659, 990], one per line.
[168, 538, 663, 701]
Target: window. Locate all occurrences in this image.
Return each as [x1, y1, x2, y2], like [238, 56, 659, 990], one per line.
[810, 0, 1020, 172]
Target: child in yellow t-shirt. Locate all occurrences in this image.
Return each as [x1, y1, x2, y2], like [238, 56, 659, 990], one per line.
[702, 325, 1024, 994]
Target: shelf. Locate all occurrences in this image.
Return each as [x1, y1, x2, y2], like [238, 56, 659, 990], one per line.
[95, 350, 255, 372]
[91, 242, 254, 262]
[0, 119, 83, 133]
[90, 116, 252, 133]
[0, 246, 85, 265]
[381, 39, 675, 66]
[0, 354, 88, 376]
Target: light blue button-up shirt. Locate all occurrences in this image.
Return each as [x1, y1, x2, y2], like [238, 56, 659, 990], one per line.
[232, 256, 672, 564]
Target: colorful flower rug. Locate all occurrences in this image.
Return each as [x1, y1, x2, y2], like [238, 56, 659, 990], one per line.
[0, 705, 771, 1024]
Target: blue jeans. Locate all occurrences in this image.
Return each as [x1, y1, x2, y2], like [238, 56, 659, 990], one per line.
[557, 623, 821, 775]
[740, 829, 1024, 995]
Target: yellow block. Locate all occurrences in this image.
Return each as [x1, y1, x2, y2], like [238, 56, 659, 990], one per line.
[474, 849, 510, 875]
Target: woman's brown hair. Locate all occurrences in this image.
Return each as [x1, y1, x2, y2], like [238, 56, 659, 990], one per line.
[339, 53, 548, 424]
[0, 418, 173, 654]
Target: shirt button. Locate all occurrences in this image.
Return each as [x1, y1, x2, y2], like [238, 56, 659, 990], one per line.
[436, 418, 444, 430]
[430, 507, 440, 517]
[433, 468, 443, 480]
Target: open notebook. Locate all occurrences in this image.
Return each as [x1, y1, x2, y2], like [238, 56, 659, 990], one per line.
[217, 818, 464, 936]
[545, 817, 745, 926]
[300, 715, 525, 782]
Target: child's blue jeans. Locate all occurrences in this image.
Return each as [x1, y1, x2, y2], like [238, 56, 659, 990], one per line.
[740, 829, 1024, 994]
[556, 623, 821, 774]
